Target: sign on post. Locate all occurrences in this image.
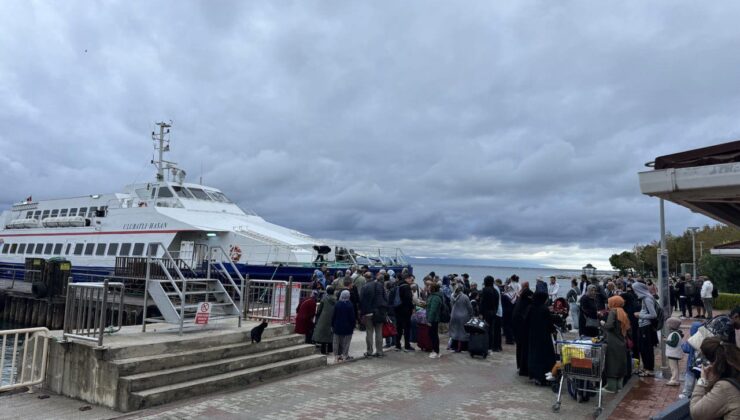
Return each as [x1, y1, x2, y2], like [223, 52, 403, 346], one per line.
[659, 253, 670, 321]
[272, 283, 287, 318]
[195, 302, 211, 325]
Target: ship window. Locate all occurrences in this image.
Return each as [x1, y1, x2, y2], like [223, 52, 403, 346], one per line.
[84, 243, 94, 255]
[51, 209, 59, 217]
[172, 186, 194, 198]
[119, 243, 132, 256]
[53, 244, 63, 255]
[9, 244, 17, 254]
[157, 186, 174, 198]
[18, 244, 26, 254]
[97, 206, 107, 217]
[68, 208, 77, 217]
[150, 187, 157, 198]
[26, 211, 33, 219]
[65, 244, 71, 255]
[187, 188, 212, 200]
[95, 243, 106, 256]
[42, 210, 50, 219]
[34, 243, 43, 254]
[211, 191, 232, 203]
[60, 209, 68, 217]
[34, 211, 41, 220]
[44, 244, 53, 255]
[107, 243, 119, 256]
[1, 244, 8, 254]
[132, 243, 145, 256]
[88, 207, 97, 217]
[78, 208, 87, 218]
[73, 243, 84, 255]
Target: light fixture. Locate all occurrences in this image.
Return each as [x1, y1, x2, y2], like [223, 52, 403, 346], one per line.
[206, 232, 217, 237]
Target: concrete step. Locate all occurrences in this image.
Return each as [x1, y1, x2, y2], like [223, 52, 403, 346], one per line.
[126, 354, 326, 411]
[104, 324, 294, 361]
[112, 334, 306, 375]
[120, 344, 316, 392]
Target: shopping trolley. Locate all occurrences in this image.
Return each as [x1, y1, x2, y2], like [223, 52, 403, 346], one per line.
[552, 340, 607, 418]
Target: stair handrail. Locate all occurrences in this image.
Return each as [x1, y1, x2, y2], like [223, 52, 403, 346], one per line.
[209, 246, 244, 308]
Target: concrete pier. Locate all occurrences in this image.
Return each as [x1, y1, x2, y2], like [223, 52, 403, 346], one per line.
[0, 279, 143, 329]
[42, 318, 324, 412]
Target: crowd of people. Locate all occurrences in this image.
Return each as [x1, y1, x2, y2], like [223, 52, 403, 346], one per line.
[291, 266, 740, 418]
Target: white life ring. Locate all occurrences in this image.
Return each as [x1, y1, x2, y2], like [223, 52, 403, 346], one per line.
[229, 245, 242, 262]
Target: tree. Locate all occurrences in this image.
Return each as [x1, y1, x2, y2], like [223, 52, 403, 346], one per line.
[699, 254, 740, 293]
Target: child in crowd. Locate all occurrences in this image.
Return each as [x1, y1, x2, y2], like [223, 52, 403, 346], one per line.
[665, 317, 684, 386]
[679, 321, 704, 399]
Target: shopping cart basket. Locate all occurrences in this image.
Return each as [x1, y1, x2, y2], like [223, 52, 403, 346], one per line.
[553, 340, 607, 418]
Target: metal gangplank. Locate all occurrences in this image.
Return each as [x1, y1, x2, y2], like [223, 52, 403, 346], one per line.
[143, 244, 242, 333]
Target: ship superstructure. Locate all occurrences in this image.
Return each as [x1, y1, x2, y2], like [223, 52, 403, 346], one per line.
[0, 123, 410, 282]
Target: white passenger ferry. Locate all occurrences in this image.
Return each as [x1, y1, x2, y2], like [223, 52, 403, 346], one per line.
[0, 122, 410, 283]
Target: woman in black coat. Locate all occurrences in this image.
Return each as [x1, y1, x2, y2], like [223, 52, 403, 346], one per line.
[527, 291, 557, 385]
[512, 285, 534, 376]
[579, 285, 600, 338]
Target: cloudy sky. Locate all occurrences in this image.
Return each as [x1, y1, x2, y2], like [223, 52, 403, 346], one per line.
[2, 1, 739, 269]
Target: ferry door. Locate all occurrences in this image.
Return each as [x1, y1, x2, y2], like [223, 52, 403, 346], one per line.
[179, 241, 194, 265]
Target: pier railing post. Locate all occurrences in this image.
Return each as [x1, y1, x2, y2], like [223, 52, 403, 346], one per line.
[98, 278, 109, 347]
[143, 255, 151, 332]
[285, 276, 293, 323]
[244, 276, 251, 321]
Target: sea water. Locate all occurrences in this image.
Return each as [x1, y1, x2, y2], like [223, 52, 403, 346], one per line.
[0, 319, 24, 387]
[412, 263, 610, 298]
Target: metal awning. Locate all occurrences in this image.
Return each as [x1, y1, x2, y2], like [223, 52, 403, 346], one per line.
[639, 140, 740, 229]
[710, 240, 740, 258]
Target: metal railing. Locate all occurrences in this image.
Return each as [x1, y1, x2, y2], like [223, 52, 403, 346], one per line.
[208, 245, 245, 310]
[243, 277, 315, 323]
[63, 279, 125, 347]
[0, 327, 50, 392]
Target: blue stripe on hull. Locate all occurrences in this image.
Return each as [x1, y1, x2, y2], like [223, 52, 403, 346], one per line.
[0, 262, 414, 284]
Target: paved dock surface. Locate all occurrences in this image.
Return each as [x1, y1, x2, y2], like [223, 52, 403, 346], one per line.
[1, 389, 118, 420]
[121, 330, 626, 420]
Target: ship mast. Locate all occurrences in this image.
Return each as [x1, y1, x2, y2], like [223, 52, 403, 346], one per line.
[152, 121, 171, 182]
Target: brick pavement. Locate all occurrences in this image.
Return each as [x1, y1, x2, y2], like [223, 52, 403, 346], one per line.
[123, 330, 624, 420]
[609, 310, 729, 419]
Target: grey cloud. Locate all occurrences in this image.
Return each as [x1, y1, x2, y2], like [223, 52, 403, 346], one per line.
[0, 1, 738, 267]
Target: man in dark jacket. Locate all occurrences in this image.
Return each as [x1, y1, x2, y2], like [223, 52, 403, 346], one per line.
[394, 275, 415, 351]
[480, 276, 500, 353]
[360, 272, 388, 357]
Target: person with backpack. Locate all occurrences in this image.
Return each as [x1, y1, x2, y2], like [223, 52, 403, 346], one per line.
[425, 283, 444, 359]
[701, 277, 715, 319]
[394, 274, 415, 352]
[690, 337, 740, 419]
[633, 281, 657, 377]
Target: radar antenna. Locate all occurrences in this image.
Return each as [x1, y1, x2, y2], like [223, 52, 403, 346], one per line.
[152, 121, 184, 183]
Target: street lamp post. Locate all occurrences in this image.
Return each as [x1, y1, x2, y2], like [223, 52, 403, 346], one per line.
[689, 227, 699, 278]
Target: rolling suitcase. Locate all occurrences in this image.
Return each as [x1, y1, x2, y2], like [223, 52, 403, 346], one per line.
[416, 323, 433, 352]
[468, 331, 489, 358]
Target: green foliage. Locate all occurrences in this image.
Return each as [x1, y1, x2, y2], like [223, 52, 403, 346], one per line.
[699, 254, 740, 294]
[714, 293, 740, 310]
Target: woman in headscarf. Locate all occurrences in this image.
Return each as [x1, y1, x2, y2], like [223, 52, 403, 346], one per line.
[295, 291, 318, 344]
[449, 285, 474, 352]
[312, 286, 337, 354]
[512, 282, 534, 376]
[601, 295, 630, 393]
[526, 291, 557, 385]
[332, 290, 356, 361]
[579, 285, 600, 338]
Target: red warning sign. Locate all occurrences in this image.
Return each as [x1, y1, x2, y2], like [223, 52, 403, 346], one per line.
[195, 302, 211, 325]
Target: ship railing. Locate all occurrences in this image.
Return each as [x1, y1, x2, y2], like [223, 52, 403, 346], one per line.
[208, 246, 244, 313]
[63, 279, 125, 347]
[0, 327, 50, 392]
[232, 244, 409, 268]
[0, 265, 42, 290]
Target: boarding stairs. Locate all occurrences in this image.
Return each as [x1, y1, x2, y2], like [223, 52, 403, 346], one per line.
[145, 246, 242, 326]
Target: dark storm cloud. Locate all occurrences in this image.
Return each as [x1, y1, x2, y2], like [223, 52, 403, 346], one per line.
[1, 1, 738, 266]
